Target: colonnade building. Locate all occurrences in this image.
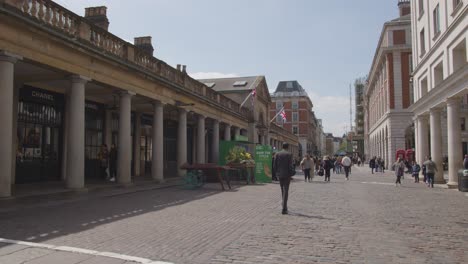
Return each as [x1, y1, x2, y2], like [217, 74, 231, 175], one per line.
[409, 0, 467, 187]
[364, 1, 414, 168]
[0, 1, 298, 197]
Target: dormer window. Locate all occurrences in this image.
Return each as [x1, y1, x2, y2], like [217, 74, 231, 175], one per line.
[233, 81, 247, 87]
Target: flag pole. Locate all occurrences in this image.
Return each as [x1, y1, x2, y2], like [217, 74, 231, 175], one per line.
[239, 90, 253, 109]
[270, 106, 284, 123]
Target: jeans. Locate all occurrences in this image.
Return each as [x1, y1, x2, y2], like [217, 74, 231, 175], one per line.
[344, 166, 350, 179]
[304, 169, 311, 181]
[396, 175, 401, 184]
[279, 177, 291, 211]
[426, 173, 434, 187]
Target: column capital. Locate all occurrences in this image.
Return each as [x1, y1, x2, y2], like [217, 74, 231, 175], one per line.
[153, 100, 164, 107]
[429, 107, 443, 114]
[70, 75, 91, 84]
[212, 119, 219, 124]
[197, 114, 206, 119]
[119, 90, 136, 97]
[446, 96, 461, 107]
[0, 51, 22, 63]
[417, 114, 429, 122]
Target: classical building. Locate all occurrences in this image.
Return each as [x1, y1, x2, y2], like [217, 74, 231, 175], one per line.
[364, 0, 414, 168]
[270, 81, 318, 157]
[198, 76, 300, 157]
[409, 0, 467, 187]
[0, 1, 257, 197]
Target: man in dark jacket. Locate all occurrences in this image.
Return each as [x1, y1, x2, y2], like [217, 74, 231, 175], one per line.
[274, 143, 294, 215]
[369, 157, 376, 174]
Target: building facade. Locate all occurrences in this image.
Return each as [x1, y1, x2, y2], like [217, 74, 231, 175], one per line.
[410, 0, 467, 187]
[198, 76, 300, 157]
[364, 0, 414, 168]
[353, 78, 366, 157]
[0, 1, 257, 197]
[270, 81, 318, 157]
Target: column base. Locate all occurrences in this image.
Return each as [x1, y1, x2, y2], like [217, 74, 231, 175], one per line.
[119, 182, 134, 188]
[447, 182, 458, 189]
[67, 187, 89, 193]
[154, 179, 165, 184]
[434, 179, 446, 184]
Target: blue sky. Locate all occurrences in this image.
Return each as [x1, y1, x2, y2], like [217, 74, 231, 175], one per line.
[56, 0, 398, 136]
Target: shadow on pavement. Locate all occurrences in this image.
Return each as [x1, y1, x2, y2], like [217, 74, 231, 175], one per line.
[287, 211, 334, 220]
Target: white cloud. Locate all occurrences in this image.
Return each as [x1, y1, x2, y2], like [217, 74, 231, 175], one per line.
[189, 72, 239, 80]
[308, 91, 354, 137]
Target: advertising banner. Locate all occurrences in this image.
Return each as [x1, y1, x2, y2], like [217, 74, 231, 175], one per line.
[255, 145, 272, 183]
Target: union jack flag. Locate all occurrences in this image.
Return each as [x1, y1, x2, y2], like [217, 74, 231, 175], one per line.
[250, 88, 256, 106]
[280, 109, 286, 122]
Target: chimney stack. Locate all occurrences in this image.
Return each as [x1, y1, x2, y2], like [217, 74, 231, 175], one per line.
[134, 36, 154, 56]
[182, 65, 187, 73]
[176, 64, 181, 71]
[398, 0, 411, 17]
[84, 6, 109, 31]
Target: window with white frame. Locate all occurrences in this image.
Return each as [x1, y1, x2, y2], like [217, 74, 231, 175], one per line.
[292, 100, 299, 110]
[433, 4, 441, 36]
[292, 126, 298, 135]
[420, 28, 426, 56]
[292, 112, 298, 122]
[418, 0, 424, 17]
[276, 101, 283, 109]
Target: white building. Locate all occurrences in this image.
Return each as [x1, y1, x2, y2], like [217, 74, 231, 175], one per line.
[364, 0, 414, 168]
[410, 0, 467, 187]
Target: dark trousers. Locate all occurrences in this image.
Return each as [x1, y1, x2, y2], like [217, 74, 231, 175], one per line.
[344, 166, 350, 178]
[396, 175, 401, 184]
[279, 177, 291, 211]
[109, 163, 117, 179]
[101, 166, 108, 179]
[413, 174, 419, 183]
[427, 173, 434, 187]
[325, 169, 331, 181]
[304, 169, 311, 181]
[371, 167, 374, 174]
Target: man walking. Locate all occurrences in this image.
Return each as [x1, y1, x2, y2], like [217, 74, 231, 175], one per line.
[274, 143, 294, 215]
[464, 154, 468, 170]
[341, 155, 352, 180]
[369, 157, 376, 174]
[423, 157, 438, 188]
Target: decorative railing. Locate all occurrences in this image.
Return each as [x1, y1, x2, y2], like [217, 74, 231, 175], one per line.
[2, 0, 251, 120]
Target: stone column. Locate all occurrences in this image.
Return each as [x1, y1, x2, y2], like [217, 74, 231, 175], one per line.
[212, 120, 219, 163]
[66, 76, 89, 189]
[152, 101, 164, 182]
[117, 91, 134, 185]
[197, 115, 206, 163]
[430, 108, 444, 183]
[61, 88, 70, 181]
[417, 115, 429, 170]
[414, 118, 420, 164]
[177, 109, 187, 177]
[0, 52, 20, 198]
[234, 127, 240, 138]
[447, 97, 462, 188]
[133, 112, 141, 177]
[224, 124, 231, 141]
[248, 123, 257, 144]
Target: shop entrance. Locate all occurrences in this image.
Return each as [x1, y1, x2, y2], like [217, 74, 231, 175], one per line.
[85, 101, 105, 180]
[16, 87, 63, 184]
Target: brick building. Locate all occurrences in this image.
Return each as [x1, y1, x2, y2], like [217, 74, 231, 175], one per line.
[364, 0, 414, 167]
[270, 81, 318, 157]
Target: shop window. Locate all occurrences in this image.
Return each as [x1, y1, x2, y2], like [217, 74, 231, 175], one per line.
[433, 4, 441, 37]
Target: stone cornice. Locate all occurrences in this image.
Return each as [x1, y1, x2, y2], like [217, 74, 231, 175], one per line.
[408, 65, 468, 116]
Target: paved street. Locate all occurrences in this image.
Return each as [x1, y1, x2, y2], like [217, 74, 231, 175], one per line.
[0, 166, 467, 264]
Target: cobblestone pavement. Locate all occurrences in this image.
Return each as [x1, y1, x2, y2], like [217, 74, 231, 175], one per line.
[0, 167, 467, 264]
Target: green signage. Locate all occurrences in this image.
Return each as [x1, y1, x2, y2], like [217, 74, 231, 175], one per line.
[254, 145, 272, 183]
[234, 135, 249, 142]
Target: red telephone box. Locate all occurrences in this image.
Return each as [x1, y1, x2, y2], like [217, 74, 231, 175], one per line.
[405, 149, 415, 163]
[396, 149, 406, 161]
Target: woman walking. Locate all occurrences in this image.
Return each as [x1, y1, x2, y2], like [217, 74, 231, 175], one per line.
[393, 158, 405, 186]
[300, 154, 314, 182]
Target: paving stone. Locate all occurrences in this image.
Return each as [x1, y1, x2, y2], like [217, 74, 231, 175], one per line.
[0, 243, 29, 256]
[24, 251, 92, 264]
[0, 248, 52, 264]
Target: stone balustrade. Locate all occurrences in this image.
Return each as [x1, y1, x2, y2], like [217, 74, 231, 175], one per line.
[2, 0, 251, 120]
